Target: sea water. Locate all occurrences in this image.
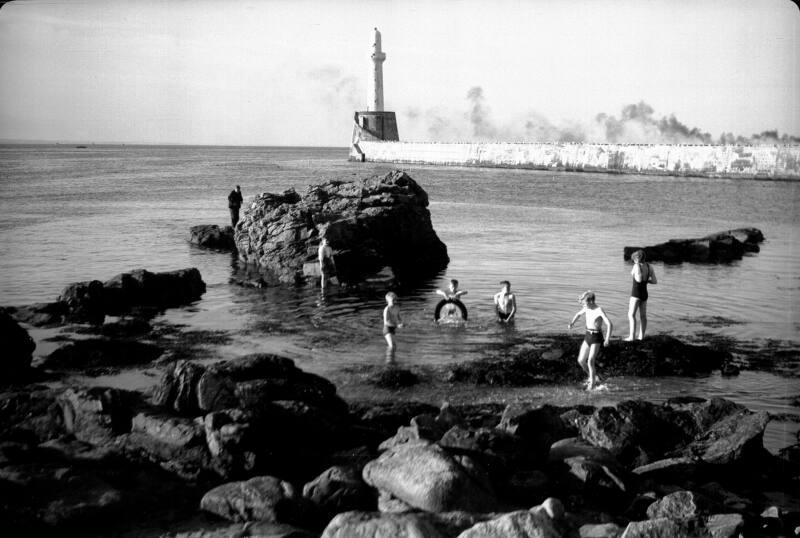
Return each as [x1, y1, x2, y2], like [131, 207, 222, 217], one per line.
[1, 144, 798, 449]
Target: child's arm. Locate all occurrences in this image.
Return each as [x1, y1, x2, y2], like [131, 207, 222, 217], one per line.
[396, 308, 404, 328]
[648, 264, 657, 284]
[599, 307, 613, 345]
[435, 289, 447, 298]
[568, 308, 584, 329]
[383, 306, 390, 326]
[508, 295, 517, 318]
[454, 290, 468, 298]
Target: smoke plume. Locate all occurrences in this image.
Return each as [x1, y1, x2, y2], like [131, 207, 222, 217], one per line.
[402, 89, 799, 145]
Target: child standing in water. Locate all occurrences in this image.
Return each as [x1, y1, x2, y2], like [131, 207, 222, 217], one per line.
[383, 292, 404, 362]
[493, 280, 517, 323]
[568, 290, 613, 390]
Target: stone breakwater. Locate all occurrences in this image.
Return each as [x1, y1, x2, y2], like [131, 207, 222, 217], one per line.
[233, 170, 449, 285]
[350, 141, 800, 180]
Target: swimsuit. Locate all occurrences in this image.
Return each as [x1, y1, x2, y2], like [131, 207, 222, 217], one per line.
[496, 306, 513, 321]
[584, 329, 603, 345]
[631, 262, 649, 302]
[383, 325, 396, 335]
[321, 256, 336, 274]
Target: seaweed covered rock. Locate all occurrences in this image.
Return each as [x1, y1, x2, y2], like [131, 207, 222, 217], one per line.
[234, 170, 449, 284]
[623, 227, 764, 263]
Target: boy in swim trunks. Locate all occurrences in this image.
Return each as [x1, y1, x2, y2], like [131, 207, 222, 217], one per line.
[568, 290, 613, 390]
[493, 280, 517, 323]
[435, 279, 468, 317]
[383, 292, 404, 361]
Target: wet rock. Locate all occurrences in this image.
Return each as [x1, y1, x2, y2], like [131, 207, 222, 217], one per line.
[678, 409, 770, 465]
[623, 227, 764, 263]
[351, 401, 440, 440]
[173, 522, 319, 538]
[446, 349, 580, 386]
[367, 366, 419, 389]
[98, 317, 152, 338]
[58, 279, 106, 321]
[131, 411, 205, 447]
[6, 302, 68, 327]
[499, 403, 583, 461]
[302, 465, 376, 514]
[58, 387, 137, 445]
[200, 476, 316, 526]
[203, 408, 259, 478]
[646, 490, 713, 520]
[0, 387, 64, 444]
[0, 309, 36, 382]
[362, 442, 499, 513]
[705, 513, 744, 538]
[152, 360, 206, 414]
[620, 517, 709, 537]
[43, 338, 163, 370]
[456, 508, 562, 538]
[579, 522, 623, 537]
[102, 267, 206, 313]
[190, 224, 237, 251]
[321, 511, 445, 538]
[234, 170, 449, 285]
[578, 400, 693, 467]
[438, 425, 527, 486]
[559, 455, 634, 509]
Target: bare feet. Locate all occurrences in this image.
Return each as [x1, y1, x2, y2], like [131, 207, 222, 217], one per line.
[624, 337, 635, 342]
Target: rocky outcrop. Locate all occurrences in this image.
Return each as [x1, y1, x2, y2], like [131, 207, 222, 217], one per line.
[8, 268, 206, 327]
[446, 335, 731, 387]
[190, 224, 236, 251]
[42, 338, 164, 370]
[623, 227, 764, 263]
[234, 170, 449, 285]
[0, 309, 35, 382]
[200, 476, 316, 525]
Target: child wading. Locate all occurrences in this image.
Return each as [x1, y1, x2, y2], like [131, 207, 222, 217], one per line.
[383, 292, 404, 362]
[568, 290, 613, 390]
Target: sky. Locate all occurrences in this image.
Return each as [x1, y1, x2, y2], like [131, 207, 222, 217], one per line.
[0, 0, 797, 146]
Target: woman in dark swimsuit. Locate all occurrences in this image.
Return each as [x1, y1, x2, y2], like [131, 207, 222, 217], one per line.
[626, 249, 657, 341]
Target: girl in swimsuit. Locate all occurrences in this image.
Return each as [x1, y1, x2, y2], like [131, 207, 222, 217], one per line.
[626, 249, 657, 341]
[568, 290, 612, 390]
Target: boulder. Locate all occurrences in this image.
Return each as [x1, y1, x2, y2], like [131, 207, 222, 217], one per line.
[677, 409, 770, 465]
[362, 442, 499, 513]
[351, 401, 440, 440]
[6, 302, 68, 327]
[499, 404, 583, 461]
[579, 523, 624, 537]
[302, 465, 376, 514]
[321, 511, 445, 538]
[620, 517, 709, 537]
[58, 387, 136, 445]
[623, 227, 764, 263]
[58, 279, 106, 321]
[200, 476, 314, 525]
[646, 491, 713, 520]
[438, 425, 527, 485]
[234, 170, 449, 285]
[203, 408, 260, 478]
[704, 514, 744, 538]
[190, 224, 237, 251]
[0, 388, 64, 444]
[43, 338, 163, 370]
[152, 360, 206, 414]
[456, 508, 562, 538]
[102, 267, 206, 312]
[171, 522, 318, 538]
[0, 309, 36, 381]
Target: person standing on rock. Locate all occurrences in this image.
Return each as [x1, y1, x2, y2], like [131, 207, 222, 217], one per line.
[568, 290, 612, 390]
[626, 249, 657, 341]
[318, 238, 338, 289]
[493, 280, 517, 323]
[228, 185, 243, 227]
[383, 292, 404, 362]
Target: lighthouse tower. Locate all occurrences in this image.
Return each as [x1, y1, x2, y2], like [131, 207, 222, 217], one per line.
[350, 28, 399, 161]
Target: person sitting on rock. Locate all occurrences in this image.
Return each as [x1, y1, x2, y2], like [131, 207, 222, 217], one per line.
[626, 249, 657, 341]
[318, 238, 338, 289]
[493, 280, 517, 323]
[227, 185, 243, 227]
[383, 291, 404, 362]
[568, 290, 612, 390]
[436, 279, 468, 318]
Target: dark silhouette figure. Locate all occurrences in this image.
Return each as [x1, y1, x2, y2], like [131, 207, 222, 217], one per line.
[228, 185, 243, 227]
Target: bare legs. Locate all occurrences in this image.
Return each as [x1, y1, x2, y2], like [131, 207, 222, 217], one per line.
[577, 341, 600, 390]
[626, 297, 647, 341]
[384, 333, 396, 363]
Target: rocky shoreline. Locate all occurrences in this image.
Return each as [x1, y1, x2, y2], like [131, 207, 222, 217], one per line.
[3, 273, 800, 536]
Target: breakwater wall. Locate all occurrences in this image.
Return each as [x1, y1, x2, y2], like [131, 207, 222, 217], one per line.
[349, 141, 800, 179]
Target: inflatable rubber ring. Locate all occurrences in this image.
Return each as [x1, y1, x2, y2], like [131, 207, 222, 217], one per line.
[434, 299, 468, 321]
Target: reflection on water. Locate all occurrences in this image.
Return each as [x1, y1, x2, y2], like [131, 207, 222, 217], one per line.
[2, 145, 799, 451]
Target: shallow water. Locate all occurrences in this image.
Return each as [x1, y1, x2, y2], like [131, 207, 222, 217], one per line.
[1, 144, 798, 450]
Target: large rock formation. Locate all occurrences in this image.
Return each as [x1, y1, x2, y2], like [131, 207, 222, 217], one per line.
[189, 224, 236, 251]
[0, 309, 36, 382]
[234, 170, 449, 284]
[623, 228, 764, 263]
